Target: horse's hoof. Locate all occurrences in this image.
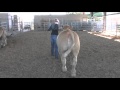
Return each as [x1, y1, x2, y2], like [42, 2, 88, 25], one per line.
[71, 70, 76, 77]
[62, 67, 67, 72]
[71, 73, 76, 77]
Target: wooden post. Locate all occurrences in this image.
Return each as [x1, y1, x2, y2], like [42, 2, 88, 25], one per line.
[0, 17, 1, 26]
[90, 12, 94, 31]
[103, 12, 106, 32]
[90, 12, 93, 17]
[116, 21, 117, 37]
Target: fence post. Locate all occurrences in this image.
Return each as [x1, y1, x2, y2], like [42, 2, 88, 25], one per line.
[0, 18, 1, 26]
[116, 21, 117, 37]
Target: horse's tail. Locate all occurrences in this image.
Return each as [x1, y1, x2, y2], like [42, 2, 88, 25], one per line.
[63, 30, 75, 57]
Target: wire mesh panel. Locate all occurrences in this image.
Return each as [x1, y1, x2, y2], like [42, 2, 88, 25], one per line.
[0, 17, 9, 31]
[34, 15, 89, 31]
[116, 23, 120, 36]
[34, 19, 104, 31]
[23, 22, 34, 31]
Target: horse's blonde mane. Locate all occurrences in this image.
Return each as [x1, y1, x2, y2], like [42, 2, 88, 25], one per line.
[63, 25, 73, 30]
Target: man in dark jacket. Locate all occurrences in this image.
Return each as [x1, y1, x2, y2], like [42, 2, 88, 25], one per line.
[48, 18, 59, 59]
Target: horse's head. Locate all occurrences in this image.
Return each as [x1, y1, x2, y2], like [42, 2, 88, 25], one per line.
[63, 25, 73, 30]
[0, 26, 5, 31]
[0, 26, 3, 31]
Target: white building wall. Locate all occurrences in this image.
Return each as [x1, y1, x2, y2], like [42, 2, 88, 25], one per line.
[106, 13, 120, 32]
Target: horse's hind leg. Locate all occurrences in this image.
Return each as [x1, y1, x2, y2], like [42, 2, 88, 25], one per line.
[61, 55, 67, 72]
[61, 48, 72, 72]
[4, 37, 7, 46]
[71, 39, 80, 77]
[71, 55, 78, 77]
[2, 38, 7, 47]
[71, 47, 80, 77]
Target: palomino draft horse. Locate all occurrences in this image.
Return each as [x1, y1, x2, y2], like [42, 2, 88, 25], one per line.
[57, 25, 80, 77]
[0, 26, 7, 48]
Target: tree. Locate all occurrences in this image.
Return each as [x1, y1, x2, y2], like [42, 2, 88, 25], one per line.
[93, 12, 103, 17]
[66, 12, 82, 14]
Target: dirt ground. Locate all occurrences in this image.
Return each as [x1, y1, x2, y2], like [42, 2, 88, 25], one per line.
[0, 30, 120, 78]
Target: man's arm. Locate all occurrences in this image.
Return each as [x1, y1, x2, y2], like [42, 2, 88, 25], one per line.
[48, 25, 52, 31]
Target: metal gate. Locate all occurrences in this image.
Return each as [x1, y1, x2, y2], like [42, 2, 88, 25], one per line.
[20, 22, 34, 32]
[116, 24, 120, 36]
[34, 18, 104, 31]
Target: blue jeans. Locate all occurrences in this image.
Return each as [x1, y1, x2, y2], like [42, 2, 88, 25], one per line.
[51, 35, 59, 59]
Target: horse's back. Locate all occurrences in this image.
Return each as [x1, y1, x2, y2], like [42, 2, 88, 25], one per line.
[58, 29, 73, 43]
[57, 29, 80, 53]
[57, 29, 78, 56]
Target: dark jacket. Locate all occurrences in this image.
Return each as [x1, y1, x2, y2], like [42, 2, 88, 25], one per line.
[48, 24, 59, 35]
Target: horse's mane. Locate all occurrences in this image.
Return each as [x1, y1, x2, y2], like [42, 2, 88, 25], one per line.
[63, 25, 73, 30]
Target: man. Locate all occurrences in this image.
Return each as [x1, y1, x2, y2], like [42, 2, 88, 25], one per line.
[48, 18, 59, 59]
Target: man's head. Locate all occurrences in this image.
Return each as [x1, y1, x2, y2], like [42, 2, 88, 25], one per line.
[54, 18, 59, 24]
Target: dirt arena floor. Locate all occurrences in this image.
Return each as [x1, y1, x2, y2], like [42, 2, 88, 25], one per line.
[0, 30, 120, 78]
